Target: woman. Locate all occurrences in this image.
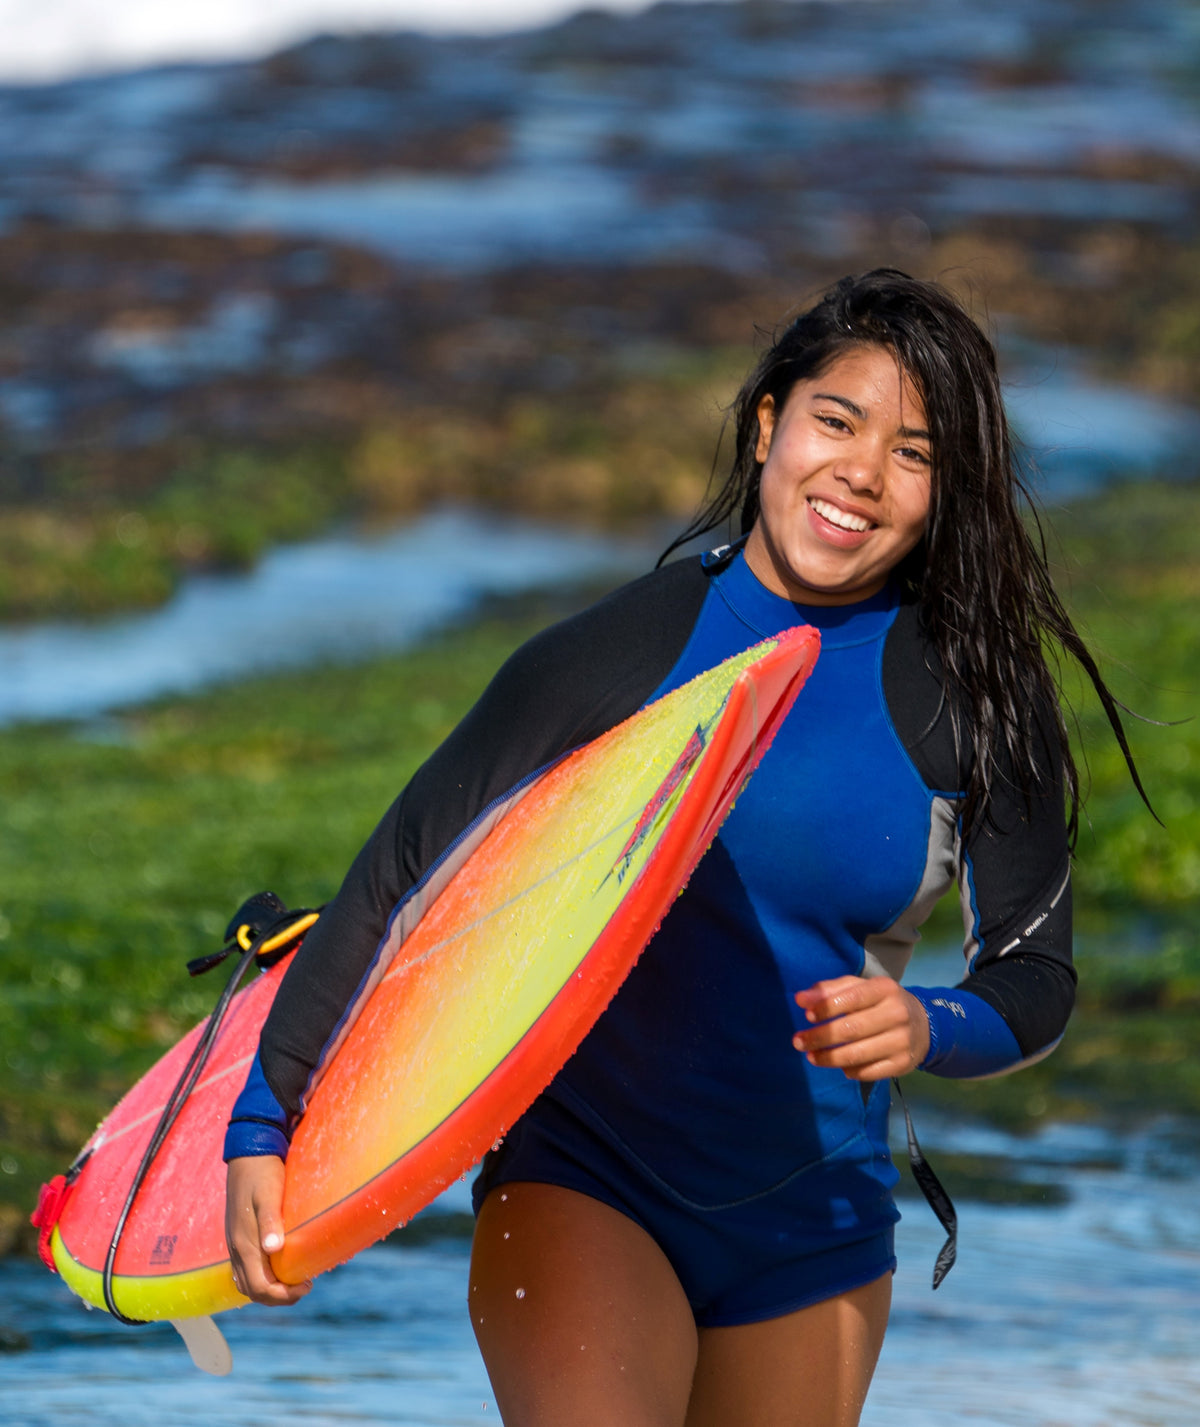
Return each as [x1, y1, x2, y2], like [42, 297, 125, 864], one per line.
[225, 270, 1140, 1425]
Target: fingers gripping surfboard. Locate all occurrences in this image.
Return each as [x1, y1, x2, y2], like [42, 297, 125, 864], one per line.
[46, 625, 820, 1324]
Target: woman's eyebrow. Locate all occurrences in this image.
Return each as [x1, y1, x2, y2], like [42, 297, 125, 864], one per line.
[810, 391, 867, 419]
[810, 392, 931, 442]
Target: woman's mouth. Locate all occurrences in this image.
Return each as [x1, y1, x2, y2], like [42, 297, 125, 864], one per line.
[808, 497, 875, 534]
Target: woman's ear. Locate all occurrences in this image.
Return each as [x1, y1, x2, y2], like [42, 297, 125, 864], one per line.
[755, 395, 776, 463]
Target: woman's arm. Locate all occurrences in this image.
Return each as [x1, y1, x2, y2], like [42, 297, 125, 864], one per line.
[790, 828, 1072, 1084]
[795, 597, 1075, 1083]
[910, 822, 1074, 1080]
[222, 559, 713, 1162]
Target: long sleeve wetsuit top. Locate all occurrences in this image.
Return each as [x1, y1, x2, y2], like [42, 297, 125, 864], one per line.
[226, 548, 1075, 1220]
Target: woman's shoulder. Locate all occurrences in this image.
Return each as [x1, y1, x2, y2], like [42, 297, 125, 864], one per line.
[880, 595, 962, 793]
[469, 554, 714, 753]
[882, 594, 1065, 818]
[502, 554, 711, 684]
[542, 555, 711, 643]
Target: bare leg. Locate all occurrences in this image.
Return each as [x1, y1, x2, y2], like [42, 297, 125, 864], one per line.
[685, 1272, 892, 1427]
[470, 1182, 698, 1427]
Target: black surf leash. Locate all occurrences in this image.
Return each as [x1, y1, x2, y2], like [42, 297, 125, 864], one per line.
[97, 892, 320, 1325]
[892, 1078, 957, 1289]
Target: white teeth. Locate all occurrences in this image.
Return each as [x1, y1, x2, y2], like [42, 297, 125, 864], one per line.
[809, 497, 871, 533]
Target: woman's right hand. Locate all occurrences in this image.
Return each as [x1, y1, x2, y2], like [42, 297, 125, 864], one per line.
[225, 1155, 312, 1306]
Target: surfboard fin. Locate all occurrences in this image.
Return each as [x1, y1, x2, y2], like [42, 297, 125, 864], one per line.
[170, 1316, 233, 1376]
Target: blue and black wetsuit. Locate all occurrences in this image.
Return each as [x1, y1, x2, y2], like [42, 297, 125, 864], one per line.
[227, 545, 1073, 1324]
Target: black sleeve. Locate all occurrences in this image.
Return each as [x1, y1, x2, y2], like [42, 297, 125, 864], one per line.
[885, 600, 1075, 1064]
[258, 557, 711, 1119]
[955, 726, 1075, 1060]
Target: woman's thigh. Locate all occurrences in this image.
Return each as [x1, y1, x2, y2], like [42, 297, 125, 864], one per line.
[685, 1272, 893, 1427]
[470, 1181, 699, 1427]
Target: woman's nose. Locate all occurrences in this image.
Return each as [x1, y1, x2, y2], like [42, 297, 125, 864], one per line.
[834, 440, 885, 493]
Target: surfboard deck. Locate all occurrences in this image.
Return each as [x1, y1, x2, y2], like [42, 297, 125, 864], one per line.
[47, 624, 820, 1321]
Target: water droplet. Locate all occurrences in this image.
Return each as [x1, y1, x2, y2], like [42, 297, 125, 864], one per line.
[515, 1287, 526, 1299]
[491, 1138, 504, 1152]
[500, 1193, 508, 1202]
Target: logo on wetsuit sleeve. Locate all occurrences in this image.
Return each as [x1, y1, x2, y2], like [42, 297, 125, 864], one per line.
[929, 998, 966, 1019]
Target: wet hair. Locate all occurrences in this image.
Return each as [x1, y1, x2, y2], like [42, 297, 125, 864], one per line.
[662, 267, 1147, 842]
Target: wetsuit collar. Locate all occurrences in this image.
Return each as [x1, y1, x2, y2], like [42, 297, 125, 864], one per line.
[713, 548, 901, 648]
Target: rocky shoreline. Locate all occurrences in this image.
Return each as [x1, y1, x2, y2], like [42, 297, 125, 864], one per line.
[2, 0, 1198, 619]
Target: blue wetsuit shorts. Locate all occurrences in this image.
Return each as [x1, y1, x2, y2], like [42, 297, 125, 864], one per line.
[471, 1081, 898, 1329]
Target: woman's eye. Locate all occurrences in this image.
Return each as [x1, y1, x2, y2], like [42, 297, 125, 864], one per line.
[817, 414, 850, 432]
[897, 446, 930, 465]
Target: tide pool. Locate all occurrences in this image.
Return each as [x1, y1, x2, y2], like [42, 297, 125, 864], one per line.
[0, 508, 654, 728]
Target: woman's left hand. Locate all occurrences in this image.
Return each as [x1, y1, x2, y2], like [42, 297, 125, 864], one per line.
[793, 976, 931, 1080]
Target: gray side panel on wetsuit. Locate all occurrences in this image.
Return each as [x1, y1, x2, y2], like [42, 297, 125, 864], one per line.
[862, 795, 959, 980]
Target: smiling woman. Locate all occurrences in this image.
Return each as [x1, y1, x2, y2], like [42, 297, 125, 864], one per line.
[223, 269, 1149, 1427]
[745, 348, 932, 606]
[667, 268, 1148, 843]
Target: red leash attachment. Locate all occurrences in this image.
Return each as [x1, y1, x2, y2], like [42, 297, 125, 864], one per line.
[31, 1173, 74, 1273]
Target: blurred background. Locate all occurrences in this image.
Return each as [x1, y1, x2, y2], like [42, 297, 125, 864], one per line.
[2, 1, 1199, 1422]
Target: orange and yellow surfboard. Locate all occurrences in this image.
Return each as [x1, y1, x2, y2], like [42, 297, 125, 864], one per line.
[48, 625, 819, 1323]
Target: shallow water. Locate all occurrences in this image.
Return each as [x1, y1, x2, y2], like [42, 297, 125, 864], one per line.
[0, 508, 653, 727]
[867, 1118, 1200, 1427]
[138, 165, 710, 271]
[1003, 345, 1200, 497]
[4, 1116, 1199, 1426]
[0, 1191, 498, 1425]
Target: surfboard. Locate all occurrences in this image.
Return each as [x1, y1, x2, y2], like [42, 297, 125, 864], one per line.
[44, 624, 820, 1325]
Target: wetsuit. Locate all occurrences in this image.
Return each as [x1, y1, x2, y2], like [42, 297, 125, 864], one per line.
[226, 545, 1074, 1324]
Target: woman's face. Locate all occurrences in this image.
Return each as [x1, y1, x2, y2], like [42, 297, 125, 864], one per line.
[744, 345, 932, 606]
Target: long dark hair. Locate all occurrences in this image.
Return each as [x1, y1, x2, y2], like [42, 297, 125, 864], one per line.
[663, 268, 1147, 843]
